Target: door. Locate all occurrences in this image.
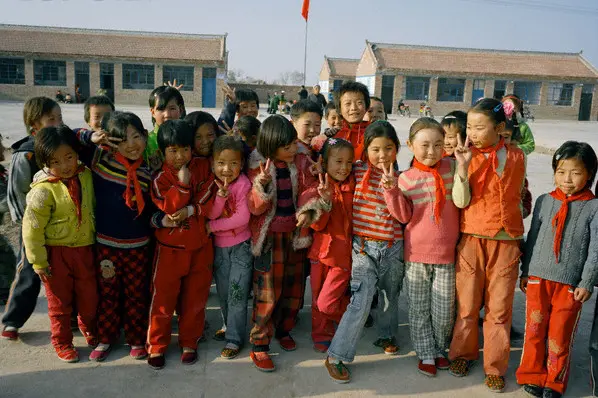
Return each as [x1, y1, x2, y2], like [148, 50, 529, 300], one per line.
[99, 63, 115, 103]
[578, 84, 594, 121]
[381, 75, 395, 114]
[472, 79, 485, 105]
[74, 61, 90, 102]
[202, 67, 217, 108]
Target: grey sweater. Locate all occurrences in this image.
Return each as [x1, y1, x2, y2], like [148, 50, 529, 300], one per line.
[521, 194, 598, 291]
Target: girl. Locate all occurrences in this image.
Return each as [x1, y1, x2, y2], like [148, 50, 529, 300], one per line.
[207, 135, 253, 359]
[400, 118, 471, 377]
[502, 94, 535, 155]
[247, 115, 319, 372]
[517, 141, 598, 398]
[80, 111, 154, 362]
[298, 137, 355, 353]
[23, 125, 97, 362]
[324, 120, 409, 383]
[448, 98, 526, 393]
[2, 97, 63, 341]
[185, 111, 218, 158]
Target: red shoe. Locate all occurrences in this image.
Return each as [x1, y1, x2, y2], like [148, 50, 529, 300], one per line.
[56, 345, 79, 363]
[1, 327, 18, 340]
[418, 360, 437, 377]
[277, 335, 297, 351]
[130, 346, 148, 360]
[250, 351, 275, 372]
[89, 345, 112, 362]
[435, 356, 450, 370]
[181, 350, 198, 365]
[148, 355, 165, 370]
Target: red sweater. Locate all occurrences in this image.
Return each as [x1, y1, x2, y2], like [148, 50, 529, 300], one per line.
[334, 120, 370, 162]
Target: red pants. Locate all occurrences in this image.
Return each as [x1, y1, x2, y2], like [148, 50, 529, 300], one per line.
[44, 246, 98, 349]
[310, 260, 350, 344]
[516, 277, 582, 394]
[147, 243, 213, 354]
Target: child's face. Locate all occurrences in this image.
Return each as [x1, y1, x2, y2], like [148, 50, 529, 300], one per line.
[274, 140, 298, 163]
[194, 124, 216, 157]
[88, 104, 113, 131]
[365, 100, 385, 123]
[500, 129, 513, 145]
[340, 92, 367, 124]
[164, 145, 192, 170]
[293, 112, 322, 145]
[326, 109, 342, 129]
[554, 158, 590, 196]
[326, 147, 354, 182]
[116, 125, 146, 161]
[238, 101, 259, 118]
[48, 144, 78, 179]
[466, 111, 503, 149]
[408, 128, 444, 167]
[367, 137, 397, 171]
[32, 106, 62, 132]
[151, 99, 181, 126]
[442, 124, 460, 155]
[212, 149, 243, 184]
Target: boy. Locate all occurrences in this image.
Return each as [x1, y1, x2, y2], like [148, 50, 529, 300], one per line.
[218, 85, 259, 131]
[84, 96, 115, 131]
[324, 102, 342, 132]
[290, 99, 323, 159]
[333, 81, 370, 161]
[440, 111, 467, 157]
[364, 96, 386, 123]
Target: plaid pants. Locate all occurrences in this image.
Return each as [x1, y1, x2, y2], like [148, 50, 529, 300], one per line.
[250, 231, 306, 350]
[96, 244, 151, 346]
[405, 262, 455, 361]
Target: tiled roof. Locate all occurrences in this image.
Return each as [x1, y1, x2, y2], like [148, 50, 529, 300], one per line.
[0, 24, 226, 63]
[327, 57, 359, 77]
[368, 42, 598, 80]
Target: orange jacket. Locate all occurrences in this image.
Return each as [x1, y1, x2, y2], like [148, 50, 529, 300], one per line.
[334, 120, 370, 162]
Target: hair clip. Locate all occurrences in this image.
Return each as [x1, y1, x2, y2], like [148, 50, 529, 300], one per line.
[443, 116, 457, 120]
[328, 138, 338, 145]
[493, 103, 503, 113]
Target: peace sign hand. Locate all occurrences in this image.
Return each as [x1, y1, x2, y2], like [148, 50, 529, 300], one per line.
[309, 155, 323, 176]
[257, 159, 272, 186]
[222, 84, 236, 103]
[215, 177, 230, 198]
[454, 135, 473, 166]
[381, 163, 397, 189]
[218, 120, 234, 136]
[164, 79, 184, 90]
[317, 173, 332, 202]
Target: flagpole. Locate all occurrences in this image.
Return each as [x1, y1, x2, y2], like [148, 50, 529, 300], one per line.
[303, 19, 308, 86]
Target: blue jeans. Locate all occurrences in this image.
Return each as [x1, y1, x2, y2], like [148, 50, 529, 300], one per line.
[328, 236, 405, 363]
[213, 239, 253, 346]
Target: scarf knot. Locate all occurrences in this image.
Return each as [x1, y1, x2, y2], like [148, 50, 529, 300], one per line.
[412, 159, 446, 225]
[115, 153, 145, 217]
[472, 137, 505, 191]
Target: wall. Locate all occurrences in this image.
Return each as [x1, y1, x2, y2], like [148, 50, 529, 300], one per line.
[229, 83, 304, 104]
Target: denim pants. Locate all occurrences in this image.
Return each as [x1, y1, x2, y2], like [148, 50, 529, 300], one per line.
[328, 236, 405, 363]
[213, 240, 253, 346]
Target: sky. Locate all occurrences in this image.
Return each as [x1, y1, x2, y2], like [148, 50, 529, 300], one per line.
[2, 0, 598, 85]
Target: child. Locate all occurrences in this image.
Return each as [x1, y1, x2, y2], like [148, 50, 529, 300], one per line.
[147, 119, 215, 369]
[400, 118, 471, 377]
[23, 125, 98, 362]
[0, 135, 17, 305]
[206, 135, 253, 359]
[2, 97, 63, 340]
[324, 102, 342, 135]
[234, 115, 261, 151]
[218, 86, 259, 131]
[299, 137, 355, 353]
[185, 111, 218, 158]
[516, 141, 598, 398]
[364, 96, 386, 123]
[502, 94, 535, 155]
[440, 111, 467, 157]
[333, 81, 370, 161]
[144, 86, 185, 172]
[291, 100, 323, 155]
[324, 120, 408, 383]
[247, 115, 319, 372]
[78, 111, 154, 362]
[448, 98, 526, 393]
[84, 95, 115, 131]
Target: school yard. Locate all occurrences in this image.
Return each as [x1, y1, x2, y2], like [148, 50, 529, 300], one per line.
[0, 102, 597, 398]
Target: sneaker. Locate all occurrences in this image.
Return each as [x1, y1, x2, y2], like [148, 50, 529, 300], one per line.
[542, 388, 562, 398]
[522, 384, 543, 397]
[181, 349, 197, 365]
[484, 374, 505, 393]
[418, 360, 437, 377]
[313, 341, 331, 353]
[213, 329, 226, 341]
[130, 346, 148, 360]
[250, 351, 275, 372]
[56, 345, 79, 363]
[89, 344, 112, 362]
[221, 345, 240, 359]
[449, 358, 476, 377]
[1, 327, 18, 340]
[324, 357, 350, 383]
[277, 335, 297, 351]
[373, 337, 399, 355]
[435, 356, 451, 370]
[148, 354, 165, 370]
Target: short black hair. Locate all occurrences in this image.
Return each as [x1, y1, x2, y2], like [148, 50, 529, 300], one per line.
[101, 111, 147, 141]
[336, 81, 371, 113]
[149, 86, 186, 124]
[469, 98, 506, 126]
[290, 99, 323, 120]
[157, 119, 194, 154]
[184, 111, 219, 135]
[235, 88, 259, 111]
[256, 115, 297, 160]
[552, 141, 598, 189]
[320, 138, 354, 172]
[212, 135, 245, 160]
[235, 115, 261, 139]
[84, 96, 115, 123]
[441, 110, 467, 142]
[34, 125, 79, 169]
[364, 120, 400, 155]
[324, 102, 337, 118]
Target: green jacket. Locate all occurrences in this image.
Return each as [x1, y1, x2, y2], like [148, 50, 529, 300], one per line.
[517, 122, 535, 155]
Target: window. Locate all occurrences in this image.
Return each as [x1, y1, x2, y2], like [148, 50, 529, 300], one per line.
[404, 76, 430, 100]
[547, 83, 574, 106]
[163, 66, 194, 91]
[436, 78, 465, 102]
[514, 81, 541, 105]
[494, 80, 507, 99]
[0, 58, 25, 85]
[34, 60, 66, 86]
[122, 64, 154, 90]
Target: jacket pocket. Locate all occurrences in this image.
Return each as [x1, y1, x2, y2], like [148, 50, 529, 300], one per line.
[47, 218, 71, 241]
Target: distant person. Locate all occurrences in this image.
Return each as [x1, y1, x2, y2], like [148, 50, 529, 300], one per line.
[268, 91, 280, 114]
[218, 85, 259, 132]
[55, 90, 65, 103]
[308, 85, 327, 110]
[299, 85, 308, 100]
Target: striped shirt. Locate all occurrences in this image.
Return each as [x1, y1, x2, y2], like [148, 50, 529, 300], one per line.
[271, 161, 296, 232]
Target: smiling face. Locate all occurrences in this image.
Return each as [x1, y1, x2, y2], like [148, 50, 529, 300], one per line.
[365, 100, 385, 123]
[238, 100, 259, 118]
[367, 137, 397, 171]
[340, 92, 367, 124]
[466, 111, 503, 149]
[213, 149, 243, 185]
[326, 109, 342, 129]
[326, 146, 354, 182]
[554, 158, 590, 196]
[442, 124, 460, 155]
[151, 99, 181, 126]
[408, 128, 444, 167]
[274, 140, 298, 163]
[48, 144, 78, 179]
[292, 112, 322, 145]
[194, 124, 217, 157]
[116, 125, 146, 161]
[163, 145, 191, 170]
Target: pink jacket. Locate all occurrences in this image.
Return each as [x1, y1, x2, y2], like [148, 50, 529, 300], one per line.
[207, 174, 252, 248]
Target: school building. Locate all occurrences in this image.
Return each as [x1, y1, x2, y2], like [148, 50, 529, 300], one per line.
[318, 57, 359, 97]
[323, 41, 598, 121]
[0, 24, 228, 107]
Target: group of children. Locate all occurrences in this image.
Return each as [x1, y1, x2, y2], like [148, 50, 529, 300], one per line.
[0, 80, 597, 398]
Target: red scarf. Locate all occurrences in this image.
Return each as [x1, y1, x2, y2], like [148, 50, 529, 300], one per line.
[337, 120, 370, 161]
[47, 164, 86, 225]
[412, 159, 446, 224]
[115, 153, 145, 216]
[473, 138, 505, 188]
[549, 187, 595, 262]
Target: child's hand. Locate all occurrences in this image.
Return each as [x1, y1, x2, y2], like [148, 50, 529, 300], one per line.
[454, 135, 472, 179]
[519, 277, 528, 294]
[218, 120, 233, 136]
[34, 267, 51, 283]
[317, 173, 332, 202]
[381, 164, 397, 189]
[91, 130, 121, 148]
[257, 159, 272, 186]
[164, 79, 184, 90]
[161, 214, 177, 228]
[296, 212, 312, 228]
[178, 164, 191, 185]
[169, 207, 189, 223]
[222, 84, 236, 104]
[574, 287, 592, 303]
[308, 155, 323, 176]
[215, 177, 230, 198]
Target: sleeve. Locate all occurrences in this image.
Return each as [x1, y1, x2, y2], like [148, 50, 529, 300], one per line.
[451, 172, 471, 209]
[209, 178, 251, 233]
[22, 186, 53, 269]
[217, 99, 236, 131]
[192, 169, 216, 218]
[309, 206, 331, 232]
[151, 172, 192, 214]
[247, 166, 274, 216]
[7, 152, 32, 223]
[395, 174, 414, 224]
[578, 206, 598, 291]
[521, 196, 544, 278]
[383, 185, 412, 224]
[74, 128, 93, 146]
[517, 123, 535, 155]
[207, 194, 226, 220]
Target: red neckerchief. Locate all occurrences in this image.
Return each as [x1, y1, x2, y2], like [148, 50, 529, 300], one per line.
[549, 187, 595, 262]
[114, 153, 145, 216]
[472, 138, 505, 188]
[338, 120, 370, 161]
[47, 164, 86, 225]
[412, 159, 446, 225]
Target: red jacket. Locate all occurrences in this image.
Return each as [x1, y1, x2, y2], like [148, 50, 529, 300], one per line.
[334, 120, 370, 162]
[151, 157, 215, 250]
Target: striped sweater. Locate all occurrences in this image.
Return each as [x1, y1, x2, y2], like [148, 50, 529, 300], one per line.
[352, 161, 409, 241]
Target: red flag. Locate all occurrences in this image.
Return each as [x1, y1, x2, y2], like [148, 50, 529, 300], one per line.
[301, 0, 310, 21]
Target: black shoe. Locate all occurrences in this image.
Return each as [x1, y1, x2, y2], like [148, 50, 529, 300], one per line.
[364, 314, 374, 328]
[523, 384, 543, 397]
[542, 388, 562, 398]
[148, 355, 165, 370]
